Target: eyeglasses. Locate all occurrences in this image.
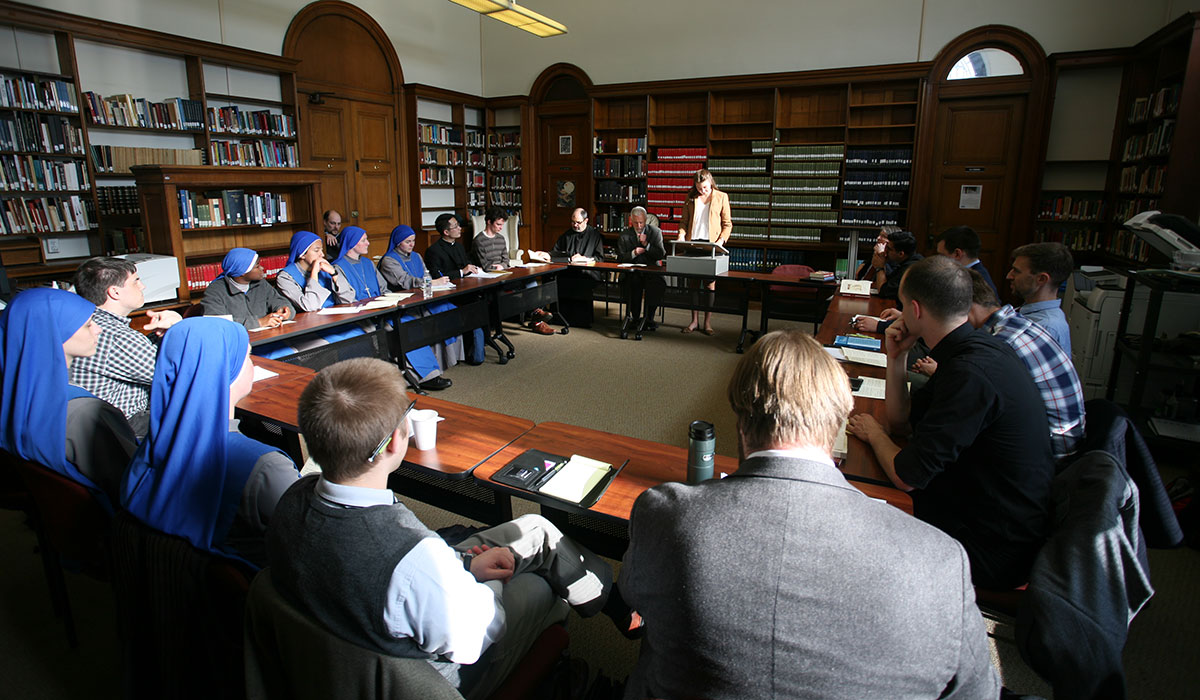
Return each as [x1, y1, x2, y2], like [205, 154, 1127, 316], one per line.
[446, 223, 461, 230]
[571, 219, 587, 225]
[366, 398, 417, 463]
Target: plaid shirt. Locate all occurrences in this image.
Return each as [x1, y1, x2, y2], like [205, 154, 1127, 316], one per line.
[68, 308, 156, 419]
[984, 305, 1085, 460]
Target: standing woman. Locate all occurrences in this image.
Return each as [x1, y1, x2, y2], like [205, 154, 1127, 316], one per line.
[0, 288, 136, 509]
[678, 169, 732, 335]
[120, 317, 298, 566]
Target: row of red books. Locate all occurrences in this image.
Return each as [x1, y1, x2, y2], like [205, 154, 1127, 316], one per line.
[647, 162, 705, 176]
[656, 147, 708, 161]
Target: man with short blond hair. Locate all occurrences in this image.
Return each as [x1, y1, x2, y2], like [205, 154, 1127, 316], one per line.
[620, 329, 998, 699]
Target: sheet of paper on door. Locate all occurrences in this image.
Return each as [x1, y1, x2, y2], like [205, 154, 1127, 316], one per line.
[959, 185, 982, 210]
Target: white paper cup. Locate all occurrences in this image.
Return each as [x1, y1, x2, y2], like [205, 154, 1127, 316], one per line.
[409, 409, 441, 450]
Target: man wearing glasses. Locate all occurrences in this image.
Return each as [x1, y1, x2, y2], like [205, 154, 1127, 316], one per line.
[267, 358, 628, 699]
[543, 208, 604, 328]
[425, 213, 482, 281]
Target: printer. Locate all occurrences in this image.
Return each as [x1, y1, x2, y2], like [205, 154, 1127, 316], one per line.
[117, 253, 180, 303]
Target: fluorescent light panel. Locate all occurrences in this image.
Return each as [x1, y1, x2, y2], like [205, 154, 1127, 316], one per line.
[447, 0, 567, 37]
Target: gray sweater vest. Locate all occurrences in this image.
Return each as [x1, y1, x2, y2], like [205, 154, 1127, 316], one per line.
[267, 475, 437, 658]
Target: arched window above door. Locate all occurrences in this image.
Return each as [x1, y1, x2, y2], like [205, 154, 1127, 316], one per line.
[947, 48, 1025, 80]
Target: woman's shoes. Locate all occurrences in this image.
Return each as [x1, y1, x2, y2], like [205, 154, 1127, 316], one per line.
[702, 328, 715, 336]
[681, 326, 695, 334]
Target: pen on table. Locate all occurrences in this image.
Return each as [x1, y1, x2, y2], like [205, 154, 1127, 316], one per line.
[531, 461, 564, 490]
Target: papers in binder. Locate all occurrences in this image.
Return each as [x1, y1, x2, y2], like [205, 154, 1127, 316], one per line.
[539, 455, 612, 503]
[841, 348, 888, 368]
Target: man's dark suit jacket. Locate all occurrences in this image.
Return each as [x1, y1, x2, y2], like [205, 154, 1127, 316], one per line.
[619, 455, 999, 700]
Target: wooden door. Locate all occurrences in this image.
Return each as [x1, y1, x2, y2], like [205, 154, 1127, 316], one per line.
[301, 95, 353, 229]
[926, 97, 1027, 288]
[538, 114, 591, 249]
[351, 100, 399, 242]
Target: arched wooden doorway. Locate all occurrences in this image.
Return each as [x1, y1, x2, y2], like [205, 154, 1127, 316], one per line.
[529, 64, 593, 250]
[284, 1, 406, 255]
[911, 26, 1049, 289]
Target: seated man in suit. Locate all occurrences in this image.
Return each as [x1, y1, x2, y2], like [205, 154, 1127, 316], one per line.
[616, 206, 665, 339]
[847, 256, 1055, 589]
[267, 358, 623, 700]
[619, 329, 998, 699]
[1006, 241, 1074, 355]
[912, 268, 1086, 463]
[425, 213, 481, 281]
[935, 225, 998, 297]
[70, 256, 182, 437]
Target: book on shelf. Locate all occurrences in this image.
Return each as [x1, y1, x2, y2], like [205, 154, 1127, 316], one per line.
[771, 194, 834, 210]
[208, 139, 297, 168]
[465, 130, 485, 149]
[842, 190, 902, 207]
[845, 147, 912, 166]
[655, 147, 707, 161]
[90, 144, 204, 173]
[0, 112, 85, 154]
[842, 171, 910, 188]
[706, 157, 769, 173]
[186, 253, 288, 291]
[489, 191, 521, 208]
[646, 177, 693, 191]
[594, 155, 645, 178]
[1, 194, 93, 235]
[774, 144, 845, 161]
[83, 91, 205, 131]
[771, 227, 822, 243]
[487, 131, 520, 149]
[750, 140, 774, 154]
[207, 105, 295, 137]
[1121, 120, 1175, 161]
[730, 225, 768, 241]
[96, 185, 140, 215]
[103, 226, 147, 255]
[597, 180, 645, 203]
[718, 176, 771, 191]
[418, 167, 455, 186]
[646, 191, 687, 207]
[1112, 197, 1159, 223]
[1107, 228, 1151, 263]
[728, 193, 771, 208]
[841, 210, 901, 227]
[773, 211, 838, 226]
[647, 206, 680, 222]
[487, 154, 520, 171]
[773, 162, 841, 177]
[0, 73, 79, 113]
[1038, 193, 1104, 221]
[0, 154, 89, 191]
[489, 173, 520, 190]
[647, 161, 706, 176]
[419, 145, 464, 166]
[419, 123, 463, 146]
[1036, 225, 1102, 252]
[772, 178, 838, 193]
[176, 188, 290, 229]
[1119, 165, 1166, 195]
[592, 136, 646, 155]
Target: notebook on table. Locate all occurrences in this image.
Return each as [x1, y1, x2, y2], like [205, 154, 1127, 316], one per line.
[492, 448, 617, 507]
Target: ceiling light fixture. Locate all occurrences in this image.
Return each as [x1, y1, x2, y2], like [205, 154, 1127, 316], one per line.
[446, 0, 567, 37]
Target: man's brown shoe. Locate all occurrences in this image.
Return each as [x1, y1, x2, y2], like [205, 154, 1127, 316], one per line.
[531, 320, 555, 335]
[531, 308, 552, 320]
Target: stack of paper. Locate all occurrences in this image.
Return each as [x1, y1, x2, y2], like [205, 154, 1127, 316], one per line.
[540, 454, 612, 503]
[841, 348, 888, 368]
[852, 376, 886, 399]
[251, 365, 278, 382]
[833, 419, 849, 458]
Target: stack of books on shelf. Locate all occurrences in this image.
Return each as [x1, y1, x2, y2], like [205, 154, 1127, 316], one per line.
[1121, 120, 1175, 161]
[83, 92, 204, 131]
[103, 226, 147, 255]
[594, 155, 644, 177]
[771, 178, 837, 193]
[1112, 197, 1159, 223]
[845, 147, 912, 166]
[419, 167, 455, 186]
[487, 154, 520, 171]
[207, 105, 295, 137]
[762, 249, 809, 268]
[728, 247, 767, 271]
[1128, 84, 1181, 123]
[0, 113, 85, 154]
[1120, 165, 1166, 194]
[418, 123, 463, 145]
[645, 148, 705, 233]
[487, 132, 520, 148]
[489, 191, 520, 208]
[842, 190, 902, 207]
[1108, 228, 1151, 263]
[1038, 193, 1104, 221]
[597, 180, 645, 204]
[467, 170, 485, 188]
[719, 176, 771, 191]
[730, 224, 768, 241]
[90, 144, 204, 173]
[773, 210, 837, 226]
[593, 137, 646, 154]
[419, 145, 463, 166]
[0, 73, 78, 112]
[772, 227, 822, 243]
[732, 209, 769, 224]
[1036, 226, 1102, 252]
[186, 253, 287, 291]
[0, 155, 89, 191]
[774, 161, 841, 177]
[465, 130, 485, 149]
[843, 170, 910, 188]
[467, 151, 485, 167]
[1, 194, 93, 234]
[772, 194, 833, 210]
[490, 174, 519, 190]
[176, 188, 290, 229]
[706, 158, 768, 173]
[841, 209, 901, 226]
[774, 145, 845, 161]
[750, 140, 774, 154]
[728, 193, 770, 208]
[96, 185, 140, 215]
[208, 139, 297, 168]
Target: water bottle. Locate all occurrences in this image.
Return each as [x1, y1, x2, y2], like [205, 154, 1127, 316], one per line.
[422, 269, 433, 299]
[687, 420, 715, 484]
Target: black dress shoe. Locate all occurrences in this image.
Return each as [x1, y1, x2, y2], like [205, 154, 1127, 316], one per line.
[418, 376, 452, 391]
[643, 320, 658, 331]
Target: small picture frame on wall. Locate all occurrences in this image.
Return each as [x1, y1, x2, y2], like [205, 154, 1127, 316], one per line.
[559, 135, 573, 155]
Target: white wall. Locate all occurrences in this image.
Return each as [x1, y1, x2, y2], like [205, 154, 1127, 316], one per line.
[24, 0, 484, 94]
[479, 0, 1200, 96]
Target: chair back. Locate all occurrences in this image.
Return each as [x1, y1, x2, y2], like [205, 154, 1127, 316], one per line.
[244, 569, 465, 700]
[111, 510, 252, 700]
[182, 303, 205, 319]
[1017, 450, 1153, 700]
[768, 264, 818, 297]
[9, 452, 110, 565]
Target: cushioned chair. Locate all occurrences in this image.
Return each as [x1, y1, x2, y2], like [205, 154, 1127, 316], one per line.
[5, 450, 111, 648]
[111, 510, 253, 700]
[244, 569, 569, 700]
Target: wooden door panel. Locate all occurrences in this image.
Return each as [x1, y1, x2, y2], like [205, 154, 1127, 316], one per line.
[301, 96, 355, 230]
[941, 106, 1016, 164]
[357, 170, 395, 223]
[351, 101, 399, 238]
[319, 171, 351, 226]
[303, 102, 349, 161]
[354, 108, 392, 161]
[539, 114, 590, 249]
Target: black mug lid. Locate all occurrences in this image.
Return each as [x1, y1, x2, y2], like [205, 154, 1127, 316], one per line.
[689, 420, 714, 440]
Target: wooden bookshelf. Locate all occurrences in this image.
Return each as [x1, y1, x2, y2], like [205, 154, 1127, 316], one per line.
[486, 100, 527, 221]
[131, 164, 321, 301]
[0, 1, 302, 287]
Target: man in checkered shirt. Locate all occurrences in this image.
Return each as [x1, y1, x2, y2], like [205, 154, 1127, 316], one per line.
[69, 257, 182, 438]
[912, 268, 1085, 462]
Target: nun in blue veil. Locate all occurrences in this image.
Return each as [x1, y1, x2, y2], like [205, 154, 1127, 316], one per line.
[378, 225, 486, 365]
[120, 318, 298, 565]
[0, 288, 136, 509]
[331, 225, 442, 381]
[275, 230, 362, 345]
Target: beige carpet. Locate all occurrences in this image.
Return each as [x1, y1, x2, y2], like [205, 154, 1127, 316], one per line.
[1, 302, 1197, 697]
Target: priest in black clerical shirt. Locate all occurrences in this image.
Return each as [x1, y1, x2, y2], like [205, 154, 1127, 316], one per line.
[425, 213, 480, 280]
[548, 207, 605, 327]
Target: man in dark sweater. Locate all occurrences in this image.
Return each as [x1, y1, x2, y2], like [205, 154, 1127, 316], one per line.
[473, 208, 510, 271]
[616, 206, 666, 339]
[847, 256, 1054, 589]
[266, 358, 622, 699]
[424, 213, 481, 281]
[546, 207, 605, 327]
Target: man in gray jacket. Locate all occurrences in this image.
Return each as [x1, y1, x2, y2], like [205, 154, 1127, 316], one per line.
[619, 329, 999, 700]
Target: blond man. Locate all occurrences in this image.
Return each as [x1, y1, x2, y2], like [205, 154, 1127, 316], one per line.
[619, 330, 998, 700]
